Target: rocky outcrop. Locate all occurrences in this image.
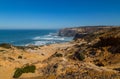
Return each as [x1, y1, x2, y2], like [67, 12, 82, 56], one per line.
[58, 28, 77, 37]
[73, 33, 88, 40]
[58, 26, 116, 37]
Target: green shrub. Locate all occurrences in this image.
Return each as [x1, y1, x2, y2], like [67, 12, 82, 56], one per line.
[0, 43, 12, 49]
[54, 52, 63, 57]
[22, 65, 36, 73]
[13, 68, 23, 78]
[0, 50, 6, 52]
[18, 55, 22, 59]
[8, 57, 15, 61]
[74, 52, 85, 61]
[13, 65, 36, 78]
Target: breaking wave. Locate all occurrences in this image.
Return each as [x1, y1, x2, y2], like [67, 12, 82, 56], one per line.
[29, 33, 73, 46]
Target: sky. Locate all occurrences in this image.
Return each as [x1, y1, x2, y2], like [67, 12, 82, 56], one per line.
[0, 0, 120, 29]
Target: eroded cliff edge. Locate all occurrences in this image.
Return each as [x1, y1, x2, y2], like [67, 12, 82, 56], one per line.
[58, 26, 117, 37]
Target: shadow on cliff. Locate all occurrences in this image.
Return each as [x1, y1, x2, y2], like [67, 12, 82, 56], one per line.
[93, 36, 120, 54]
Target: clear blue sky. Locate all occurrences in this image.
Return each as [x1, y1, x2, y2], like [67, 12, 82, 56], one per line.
[0, 0, 120, 29]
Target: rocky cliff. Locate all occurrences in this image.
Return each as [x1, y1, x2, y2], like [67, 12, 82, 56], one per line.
[58, 26, 116, 37]
[40, 26, 120, 79]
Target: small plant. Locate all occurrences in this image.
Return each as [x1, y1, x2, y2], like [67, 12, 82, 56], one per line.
[74, 52, 85, 61]
[13, 64, 36, 78]
[13, 68, 23, 78]
[56, 53, 63, 57]
[54, 52, 63, 57]
[0, 50, 6, 52]
[18, 55, 22, 59]
[8, 57, 15, 61]
[95, 62, 104, 67]
[0, 43, 12, 49]
[22, 65, 36, 73]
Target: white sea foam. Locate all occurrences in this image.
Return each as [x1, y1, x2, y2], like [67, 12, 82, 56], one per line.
[33, 36, 65, 41]
[53, 36, 59, 37]
[49, 33, 57, 36]
[34, 41, 56, 46]
[40, 37, 54, 40]
[34, 41, 47, 45]
[41, 37, 65, 41]
[33, 36, 41, 40]
[31, 33, 73, 46]
[47, 34, 52, 36]
[59, 38, 65, 40]
[45, 32, 57, 37]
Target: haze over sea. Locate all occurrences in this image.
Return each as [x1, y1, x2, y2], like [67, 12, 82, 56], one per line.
[0, 29, 73, 46]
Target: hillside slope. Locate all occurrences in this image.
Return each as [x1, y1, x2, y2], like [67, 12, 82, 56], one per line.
[0, 26, 119, 79]
[38, 27, 120, 79]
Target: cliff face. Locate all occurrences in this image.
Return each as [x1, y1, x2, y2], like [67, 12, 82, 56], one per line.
[58, 26, 116, 37]
[58, 28, 77, 37]
[40, 27, 120, 79]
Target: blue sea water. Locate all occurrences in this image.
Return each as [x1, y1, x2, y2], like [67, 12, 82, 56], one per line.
[0, 29, 73, 46]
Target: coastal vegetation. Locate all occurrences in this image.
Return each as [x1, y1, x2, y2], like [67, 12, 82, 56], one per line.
[18, 55, 22, 59]
[0, 43, 12, 49]
[74, 51, 85, 61]
[13, 64, 36, 78]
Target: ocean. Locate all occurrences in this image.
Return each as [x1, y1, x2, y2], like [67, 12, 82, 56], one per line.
[0, 29, 73, 46]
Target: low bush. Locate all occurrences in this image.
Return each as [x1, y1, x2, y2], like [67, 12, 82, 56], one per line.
[22, 65, 36, 73]
[53, 52, 63, 57]
[0, 43, 12, 49]
[74, 52, 85, 61]
[8, 57, 15, 61]
[13, 68, 23, 78]
[55, 53, 63, 57]
[13, 64, 36, 78]
[18, 55, 22, 59]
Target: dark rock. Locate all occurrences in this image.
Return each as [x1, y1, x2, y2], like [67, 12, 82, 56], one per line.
[73, 33, 88, 40]
[58, 26, 114, 37]
[58, 28, 77, 37]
